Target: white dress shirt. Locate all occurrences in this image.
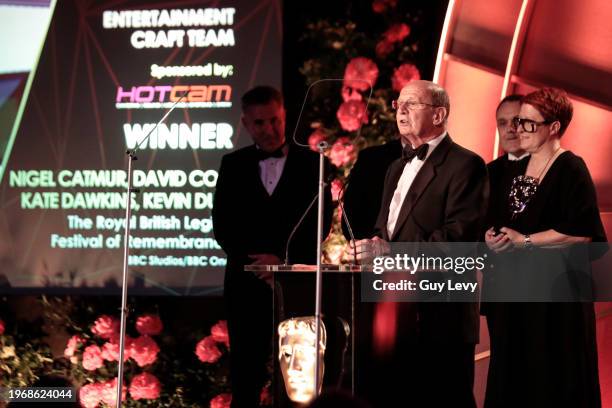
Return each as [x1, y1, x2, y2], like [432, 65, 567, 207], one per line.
[386, 132, 447, 237]
[259, 155, 287, 195]
[508, 152, 529, 161]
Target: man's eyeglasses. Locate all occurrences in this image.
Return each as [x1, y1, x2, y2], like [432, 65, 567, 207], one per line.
[512, 117, 553, 133]
[392, 100, 438, 111]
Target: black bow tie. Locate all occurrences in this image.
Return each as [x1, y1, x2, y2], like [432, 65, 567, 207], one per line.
[402, 144, 429, 163]
[256, 145, 286, 161]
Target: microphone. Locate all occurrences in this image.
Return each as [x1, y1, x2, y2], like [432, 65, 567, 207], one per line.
[284, 170, 334, 265]
[116, 91, 186, 407]
[128, 92, 187, 156]
[336, 180, 357, 264]
[285, 78, 372, 265]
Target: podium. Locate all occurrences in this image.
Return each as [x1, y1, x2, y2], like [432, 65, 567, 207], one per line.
[244, 264, 367, 406]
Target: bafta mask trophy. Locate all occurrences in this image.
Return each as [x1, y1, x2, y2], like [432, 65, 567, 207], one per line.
[278, 316, 327, 404]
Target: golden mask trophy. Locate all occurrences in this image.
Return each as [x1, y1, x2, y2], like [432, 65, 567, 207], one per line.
[278, 316, 327, 404]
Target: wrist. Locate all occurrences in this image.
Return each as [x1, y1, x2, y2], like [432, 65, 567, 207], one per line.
[523, 234, 533, 249]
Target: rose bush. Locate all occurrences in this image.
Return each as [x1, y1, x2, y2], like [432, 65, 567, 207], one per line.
[129, 372, 162, 400]
[135, 314, 163, 336]
[210, 393, 232, 408]
[90, 315, 119, 340]
[336, 100, 368, 132]
[195, 335, 222, 363]
[343, 57, 379, 91]
[391, 63, 421, 92]
[129, 335, 160, 367]
[308, 129, 327, 152]
[329, 137, 357, 168]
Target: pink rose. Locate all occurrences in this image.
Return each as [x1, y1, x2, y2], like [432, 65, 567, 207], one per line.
[195, 336, 222, 363]
[336, 100, 369, 132]
[328, 137, 357, 168]
[91, 315, 119, 339]
[375, 40, 394, 58]
[308, 129, 327, 152]
[331, 179, 343, 202]
[64, 335, 84, 357]
[341, 84, 363, 102]
[79, 383, 102, 408]
[0, 319, 4, 335]
[129, 372, 161, 400]
[99, 379, 127, 407]
[105, 335, 134, 362]
[391, 63, 421, 92]
[129, 335, 160, 367]
[82, 345, 104, 371]
[343, 57, 379, 91]
[101, 342, 119, 362]
[211, 320, 229, 348]
[210, 393, 232, 408]
[383, 23, 410, 43]
[372, 0, 397, 13]
[101, 337, 132, 362]
[136, 314, 163, 336]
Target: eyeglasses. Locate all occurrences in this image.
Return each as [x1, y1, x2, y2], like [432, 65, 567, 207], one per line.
[392, 99, 438, 111]
[512, 117, 552, 133]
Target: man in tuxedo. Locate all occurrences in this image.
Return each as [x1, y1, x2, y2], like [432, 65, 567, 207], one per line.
[354, 80, 488, 407]
[481, 94, 527, 316]
[212, 86, 331, 408]
[485, 94, 528, 235]
[480, 96, 530, 405]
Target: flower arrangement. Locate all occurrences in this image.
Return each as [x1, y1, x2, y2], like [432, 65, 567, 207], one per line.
[0, 296, 235, 407]
[298, 1, 427, 262]
[65, 313, 163, 407]
[68, 313, 235, 407]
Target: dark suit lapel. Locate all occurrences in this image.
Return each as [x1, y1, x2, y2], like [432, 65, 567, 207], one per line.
[390, 135, 453, 240]
[378, 159, 405, 241]
[247, 146, 272, 198]
[270, 146, 294, 198]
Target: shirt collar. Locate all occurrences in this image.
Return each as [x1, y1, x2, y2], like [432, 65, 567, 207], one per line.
[419, 131, 447, 161]
[508, 152, 529, 161]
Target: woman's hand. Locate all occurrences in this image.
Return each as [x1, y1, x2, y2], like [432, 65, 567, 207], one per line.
[485, 227, 512, 253]
[499, 227, 526, 250]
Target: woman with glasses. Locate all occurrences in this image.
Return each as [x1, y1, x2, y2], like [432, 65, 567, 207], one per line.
[483, 88, 606, 407]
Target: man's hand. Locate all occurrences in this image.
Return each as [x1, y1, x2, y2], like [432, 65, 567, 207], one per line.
[248, 254, 281, 287]
[351, 236, 390, 263]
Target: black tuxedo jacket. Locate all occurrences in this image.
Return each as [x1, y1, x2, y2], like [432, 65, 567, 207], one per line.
[212, 144, 332, 294]
[343, 139, 402, 239]
[374, 135, 488, 343]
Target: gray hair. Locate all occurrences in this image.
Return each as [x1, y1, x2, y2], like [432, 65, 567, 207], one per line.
[428, 82, 450, 120]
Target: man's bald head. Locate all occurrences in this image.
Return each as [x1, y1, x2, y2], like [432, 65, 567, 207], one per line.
[395, 81, 450, 145]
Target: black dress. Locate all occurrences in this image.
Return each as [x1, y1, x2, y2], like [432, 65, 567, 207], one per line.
[485, 154, 530, 233]
[484, 151, 607, 408]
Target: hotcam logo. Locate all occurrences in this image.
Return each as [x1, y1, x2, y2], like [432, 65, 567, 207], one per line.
[115, 84, 231, 109]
